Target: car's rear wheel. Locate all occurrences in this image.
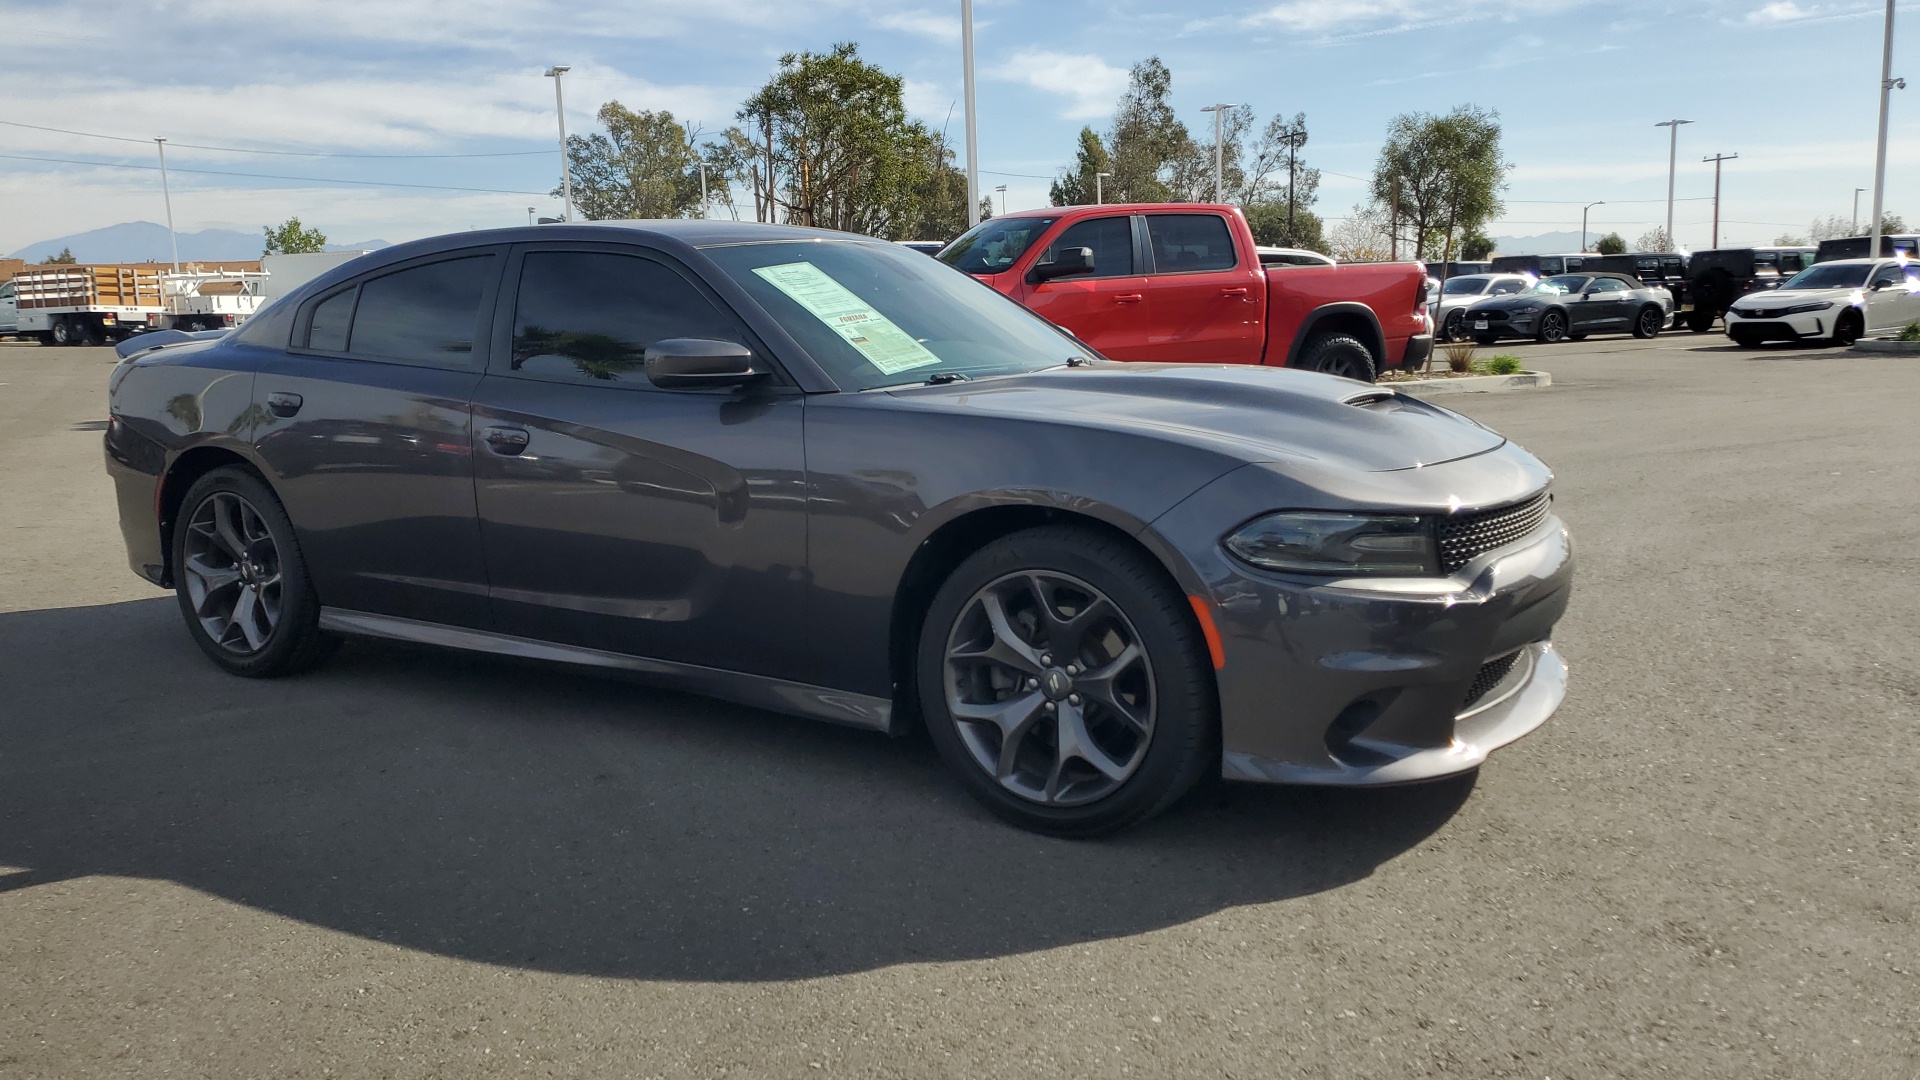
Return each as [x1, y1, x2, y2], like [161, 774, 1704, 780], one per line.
[1567, 332, 1588, 342]
[1831, 312, 1863, 347]
[49, 319, 72, 346]
[1297, 333, 1377, 382]
[1687, 308, 1716, 333]
[917, 525, 1215, 837]
[172, 466, 335, 677]
[1633, 305, 1665, 338]
[1535, 311, 1568, 343]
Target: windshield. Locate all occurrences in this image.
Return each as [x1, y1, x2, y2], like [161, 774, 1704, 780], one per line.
[1780, 263, 1872, 290]
[705, 240, 1088, 391]
[1533, 275, 1588, 295]
[1441, 276, 1489, 295]
[938, 216, 1059, 274]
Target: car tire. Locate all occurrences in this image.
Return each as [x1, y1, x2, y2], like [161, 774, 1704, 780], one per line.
[1442, 310, 1465, 342]
[73, 322, 98, 347]
[916, 525, 1216, 838]
[171, 465, 336, 678]
[1297, 333, 1378, 382]
[49, 319, 72, 346]
[1831, 312, 1862, 347]
[1567, 333, 1588, 342]
[1473, 334, 1499, 346]
[1633, 305, 1665, 338]
[1535, 310, 1568, 343]
[1687, 308, 1716, 333]
[1729, 331, 1761, 349]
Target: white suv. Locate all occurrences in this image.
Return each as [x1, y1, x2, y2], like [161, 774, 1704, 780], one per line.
[1724, 258, 1920, 347]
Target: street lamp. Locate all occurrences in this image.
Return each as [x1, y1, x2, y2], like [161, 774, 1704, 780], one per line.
[962, 0, 980, 228]
[1655, 119, 1692, 247]
[1200, 103, 1237, 203]
[1868, 0, 1904, 257]
[995, 184, 1007, 216]
[527, 207, 536, 226]
[154, 138, 179, 273]
[545, 66, 574, 222]
[1582, 201, 1605, 252]
[1095, 171, 1110, 205]
[1853, 187, 1867, 232]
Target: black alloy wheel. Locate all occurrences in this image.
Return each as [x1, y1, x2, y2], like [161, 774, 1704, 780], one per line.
[1633, 305, 1665, 339]
[1298, 333, 1378, 382]
[918, 525, 1215, 837]
[1535, 310, 1568, 343]
[172, 466, 336, 677]
[1442, 309, 1466, 342]
[1832, 312, 1862, 347]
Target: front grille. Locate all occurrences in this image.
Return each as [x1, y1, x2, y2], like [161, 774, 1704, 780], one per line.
[1437, 491, 1551, 573]
[1462, 650, 1522, 709]
[1732, 306, 1782, 318]
[1477, 310, 1511, 321]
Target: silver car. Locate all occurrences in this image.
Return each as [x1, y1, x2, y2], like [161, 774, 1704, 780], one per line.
[1432, 274, 1532, 341]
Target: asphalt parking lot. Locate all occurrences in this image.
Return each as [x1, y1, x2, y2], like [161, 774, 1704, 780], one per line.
[2, 336, 1914, 1079]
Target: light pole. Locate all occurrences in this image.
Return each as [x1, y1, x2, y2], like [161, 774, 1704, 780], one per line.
[995, 184, 1007, 216]
[545, 66, 574, 221]
[1703, 153, 1737, 248]
[1200, 103, 1237, 203]
[527, 207, 535, 226]
[962, 0, 981, 228]
[154, 138, 179, 273]
[1869, 0, 1904, 257]
[1853, 187, 1867, 232]
[1655, 119, 1692, 247]
[1094, 171, 1110, 205]
[1582, 201, 1605, 252]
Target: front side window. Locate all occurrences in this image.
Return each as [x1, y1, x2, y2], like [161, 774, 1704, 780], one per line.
[1145, 214, 1237, 273]
[1043, 216, 1135, 277]
[1441, 276, 1489, 295]
[1869, 264, 1903, 289]
[1781, 264, 1871, 289]
[508, 251, 739, 386]
[346, 256, 495, 368]
[939, 216, 1060, 275]
[306, 287, 355, 351]
[1489, 279, 1527, 295]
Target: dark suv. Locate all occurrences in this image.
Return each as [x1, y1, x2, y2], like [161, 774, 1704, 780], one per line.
[1814, 234, 1920, 262]
[1684, 247, 1816, 332]
[1489, 253, 1594, 277]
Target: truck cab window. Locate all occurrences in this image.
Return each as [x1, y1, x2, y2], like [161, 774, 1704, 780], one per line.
[1044, 217, 1134, 277]
[1145, 215, 1236, 273]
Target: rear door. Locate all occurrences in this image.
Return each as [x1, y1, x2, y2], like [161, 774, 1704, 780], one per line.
[469, 243, 810, 678]
[250, 250, 500, 628]
[1016, 213, 1156, 361]
[1139, 212, 1265, 363]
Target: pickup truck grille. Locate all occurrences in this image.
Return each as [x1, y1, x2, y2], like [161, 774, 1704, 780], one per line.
[1438, 491, 1552, 573]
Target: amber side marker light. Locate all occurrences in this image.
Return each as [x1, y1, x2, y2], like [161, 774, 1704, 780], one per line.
[1187, 596, 1226, 670]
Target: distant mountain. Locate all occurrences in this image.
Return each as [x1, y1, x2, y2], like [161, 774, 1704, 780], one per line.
[7, 222, 389, 263]
[1487, 231, 1590, 257]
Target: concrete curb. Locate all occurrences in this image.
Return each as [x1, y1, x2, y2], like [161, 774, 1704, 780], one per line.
[1388, 371, 1552, 397]
[1851, 338, 1920, 355]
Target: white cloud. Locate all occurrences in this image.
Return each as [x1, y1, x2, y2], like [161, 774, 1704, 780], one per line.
[875, 8, 959, 41]
[986, 50, 1127, 121]
[1746, 1, 1811, 21]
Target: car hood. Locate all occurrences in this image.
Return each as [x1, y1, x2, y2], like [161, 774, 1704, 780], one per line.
[1733, 287, 1855, 306]
[883, 365, 1506, 473]
[1468, 294, 1552, 312]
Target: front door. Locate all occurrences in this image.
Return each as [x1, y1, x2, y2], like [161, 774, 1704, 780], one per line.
[1575, 277, 1631, 332]
[1017, 213, 1156, 361]
[470, 245, 810, 679]
[250, 251, 500, 628]
[1864, 262, 1920, 332]
[1139, 212, 1265, 363]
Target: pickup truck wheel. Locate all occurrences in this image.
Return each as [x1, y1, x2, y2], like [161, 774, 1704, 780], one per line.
[1535, 311, 1568, 343]
[73, 323, 99, 346]
[49, 319, 73, 346]
[1297, 333, 1378, 382]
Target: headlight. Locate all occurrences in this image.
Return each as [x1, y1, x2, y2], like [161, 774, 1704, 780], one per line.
[1780, 301, 1835, 315]
[1224, 512, 1438, 576]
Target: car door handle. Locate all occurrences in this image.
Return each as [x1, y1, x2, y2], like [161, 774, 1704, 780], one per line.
[266, 392, 302, 418]
[1113, 293, 1144, 304]
[1219, 287, 1249, 297]
[483, 426, 530, 455]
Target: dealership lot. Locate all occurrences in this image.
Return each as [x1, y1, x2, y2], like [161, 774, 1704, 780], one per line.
[1, 340, 1914, 1078]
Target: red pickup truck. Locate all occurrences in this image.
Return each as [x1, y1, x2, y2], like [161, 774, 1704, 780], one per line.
[939, 204, 1431, 381]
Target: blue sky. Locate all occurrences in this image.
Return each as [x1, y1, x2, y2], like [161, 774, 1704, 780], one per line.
[1, 0, 1914, 254]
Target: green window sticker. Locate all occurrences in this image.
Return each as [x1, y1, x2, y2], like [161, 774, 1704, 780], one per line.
[750, 261, 942, 376]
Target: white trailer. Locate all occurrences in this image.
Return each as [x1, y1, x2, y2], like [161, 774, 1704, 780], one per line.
[11, 265, 167, 345]
[158, 270, 270, 331]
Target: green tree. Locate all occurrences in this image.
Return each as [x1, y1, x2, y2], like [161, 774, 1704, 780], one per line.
[563, 101, 702, 220]
[1370, 105, 1509, 259]
[1050, 127, 1114, 206]
[263, 218, 327, 255]
[1243, 201, 1324, 250]
[1880, 210, 1906, 233]
[38, 247, 78, 265]
[1459, 230, 1494, 260]
[739, 42, 954, 238]
[1105, 57, 1190, 203]
[1594, 232, 1627, 255]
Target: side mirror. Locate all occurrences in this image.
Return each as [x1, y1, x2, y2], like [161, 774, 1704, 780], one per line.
[1031, 246, 1095, 283]
[644, 338, 763, 390]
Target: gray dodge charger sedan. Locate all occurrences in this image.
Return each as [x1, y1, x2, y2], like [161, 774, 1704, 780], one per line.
[104, 221, 1573, 836]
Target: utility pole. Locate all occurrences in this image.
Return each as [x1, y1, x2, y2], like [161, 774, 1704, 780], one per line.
[687, 123, 710, 218]
[545, 66, 573, 221]
[1655, 119, 1692, 247]
[1582, 201, 1605, 252]
[1200, 104, 1237, 203]
[1095, 171, 1110, 205]
[1869, 0, 1904, 257]
[1389, 175, 1400, 261]
[1853, 187, 1866, 232]
[154, 138, 179, 273]
[962, 0, 981, 228]
[527, 207, 535, 226]
[1283, 122, 1306, 244]
[1703, 153, 1737, 248]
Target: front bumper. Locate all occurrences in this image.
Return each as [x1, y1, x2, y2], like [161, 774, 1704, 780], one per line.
[1725, 310, 1829, 341]
[1150, 453, 1573, 786]
[1465, 308, 1539, 339]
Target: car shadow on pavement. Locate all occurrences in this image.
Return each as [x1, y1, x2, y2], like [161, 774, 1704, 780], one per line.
[0, 598, 1473, 982]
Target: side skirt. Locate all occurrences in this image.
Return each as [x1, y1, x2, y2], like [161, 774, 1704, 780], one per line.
[317, 608, 896, 735]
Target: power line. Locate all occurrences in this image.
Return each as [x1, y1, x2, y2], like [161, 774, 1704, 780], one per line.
[0, 119, 553, 159]
[0, 152, 551, 196]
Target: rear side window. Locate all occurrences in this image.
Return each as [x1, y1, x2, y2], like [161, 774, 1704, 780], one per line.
[306, 287, 355, 352]
[1589, 278, 1627, 293]
[507, 251, 738, 387]
[1146, 214, 1236, 273]
[1489, 280, 1526, 295]
[1045, 216, 1134, 277]
[345, 256, 494, 368]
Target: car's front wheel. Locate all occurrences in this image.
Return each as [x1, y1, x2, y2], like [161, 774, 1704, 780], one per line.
[1535, 311, 1568, 343]
[172, 466, 335, 677]
[1633, 305, 1665, 338]
[917, 526, 1216, 837]
[1831, 312, 1863, 347]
